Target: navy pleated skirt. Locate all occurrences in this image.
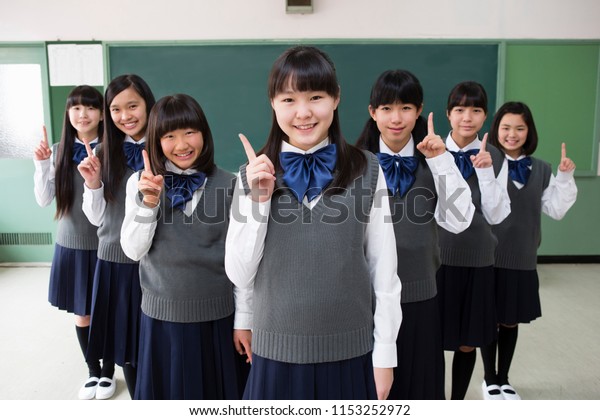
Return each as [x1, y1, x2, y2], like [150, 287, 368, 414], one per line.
[134, 312, 249, 400]
[388, 296, 445, 400]
[495, 268, 542, 325]
[86, 259, 141, 367]
[437, 265, 498, 350]
[48, 244, 97, 316]
[243, 352, 377, 400]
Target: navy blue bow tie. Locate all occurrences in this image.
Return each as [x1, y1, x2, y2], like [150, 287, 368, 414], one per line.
[376, 153, 418, 197]
[163, 171, 207, 210]
[508, 157, 532, 185]
[123, 142, 145, 171]
[72, 142, 97, 164]
[280, 144, 337, 202]
[450, 149, 479, 180]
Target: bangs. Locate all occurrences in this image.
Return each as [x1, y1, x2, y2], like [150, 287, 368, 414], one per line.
[67, 86, 103, 109]
[269, 46, 339, 98]
[453, 92, 486, 109]
[154, 98, 203, 137]
[447, 81, 488, 112]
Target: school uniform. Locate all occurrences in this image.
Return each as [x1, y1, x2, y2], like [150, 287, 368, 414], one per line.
[437, 133, 511, 350]
[34, 140, 99, 315]
[82, 137, 144, 368]
[120, 161, 251, 400]
[377, 137, 474, 400]
[225, 139, 402, 400]
[493, 155, 577, 324]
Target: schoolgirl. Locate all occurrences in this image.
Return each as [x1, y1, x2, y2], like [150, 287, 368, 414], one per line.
[33, 85, 104, 399]
[436, 81, 511, 400]
[355, 70, 474, 400]
[481, 101, 577, 400]
[120, 94, 251, 399]
[225, 46, 402, 400]
[78, 74, 156, 399]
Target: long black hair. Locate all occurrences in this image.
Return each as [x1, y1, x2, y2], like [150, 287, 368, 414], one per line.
[260, 45, 366, 191]
[55, 85, 103, 218]
[356, 69, 427, 154]
[100, 74, 155, 202]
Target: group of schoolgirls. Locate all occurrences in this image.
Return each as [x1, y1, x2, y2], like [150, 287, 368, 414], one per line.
[33, 45, 577, 401]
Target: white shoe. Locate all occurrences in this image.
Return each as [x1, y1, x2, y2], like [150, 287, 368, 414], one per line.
[95, 376, 116, 400]
[78, 376, 99, 400]
[482, 380, 504, 400]
[500, 384, 521, 400]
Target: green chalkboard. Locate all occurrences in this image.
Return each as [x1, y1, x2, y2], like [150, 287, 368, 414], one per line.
[505, 43, 599, 175]
[108, 42, 498, 172]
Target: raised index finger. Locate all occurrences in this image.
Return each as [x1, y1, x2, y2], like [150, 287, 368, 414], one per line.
[142, 149, 152, 173]
[561, 142, 567, 160]
[239, 133, 256, 161]
[479, 133, 488, 152]
[427, 112, 435, 136]
[84, 140, 94, 158]
[42, 125, 49, 146]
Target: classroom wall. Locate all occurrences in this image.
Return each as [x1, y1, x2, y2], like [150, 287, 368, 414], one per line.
[1, 0, 600, 41]
[1, 1, 599, 262]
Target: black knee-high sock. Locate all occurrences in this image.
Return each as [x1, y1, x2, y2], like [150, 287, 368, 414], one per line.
[75, 326, 101, 378]
[451, 349, 476, 400]
[122, 364, 137, 399]
[101, 360, 115, 379]
[480, 340, 499, 385]
[497, 325, 519, 384]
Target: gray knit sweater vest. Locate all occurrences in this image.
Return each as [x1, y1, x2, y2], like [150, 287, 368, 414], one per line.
[493, 157, 551, 270]
[240, 151, 380, 364]
[95, 144, 136, 264]
[56, 165, 99, 250]
[139, 167, 236, 323]
[389, 157, 439, 303]
[438, 144, 504, 267]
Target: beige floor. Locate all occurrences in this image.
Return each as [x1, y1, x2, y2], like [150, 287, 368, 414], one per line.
[0, 263, 599, 400]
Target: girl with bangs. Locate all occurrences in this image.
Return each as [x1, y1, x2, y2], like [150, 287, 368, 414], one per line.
[33, 85, 104, 400]
[78, 74, 156, 399]
[356, 70, 474, 399]
[120, 94, 251, 399]
[481, 102, 576, 400]
[436, 81, 511, 399]
[225, 46, 401, 400]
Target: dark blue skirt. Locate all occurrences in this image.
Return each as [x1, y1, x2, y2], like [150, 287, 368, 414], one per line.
[243, 353, 377, 400]
[134, 312, 249, 400]
[388, 296, 445, 400]
[437, 265, 498, 350]
[495, 268, 542, 324]
[86, 259, 141, 367]
[48, 244, 97, 316]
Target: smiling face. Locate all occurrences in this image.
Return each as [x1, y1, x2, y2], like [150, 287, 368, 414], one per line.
[160, 128, 204, 170]
[447, 105, 487, 147]
[109, 87, 148, 141]
[271, 86, 340, 151]
[497, 113, 528, 159]
[369, 102, 422, 153]
[68, 104, 102, 142]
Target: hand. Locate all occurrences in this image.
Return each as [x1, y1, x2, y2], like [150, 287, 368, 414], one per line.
[239, 133, 275, 202]
[33, 126, 52, 161]
[416, 112, 446, 158]
[233, 329, 253, 364]
[138, 149, 164, 208]
[558, 142, 576, 172]
[77, 140, 102, 189]
[373, 367, 393, 400]
[470, 133, 492, 168]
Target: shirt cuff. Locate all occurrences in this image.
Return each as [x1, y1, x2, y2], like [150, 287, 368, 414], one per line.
[474, 165, 495, 181]
[372, 342, 397, 368]
[233, 311, 253, 330]
[556, 169, 575, 182]
[33, 158, 51, 170]
[84, 181, 104, 194]
[426, 151, 454, 175]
